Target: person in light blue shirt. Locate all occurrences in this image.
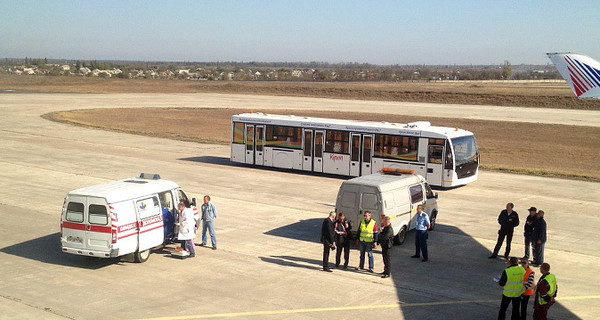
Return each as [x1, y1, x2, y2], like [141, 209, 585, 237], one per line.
[411, 205, 430, 262]
[200, 195, 218, 250]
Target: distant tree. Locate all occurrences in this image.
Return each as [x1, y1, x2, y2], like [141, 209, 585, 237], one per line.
[502, 60, 512, 80]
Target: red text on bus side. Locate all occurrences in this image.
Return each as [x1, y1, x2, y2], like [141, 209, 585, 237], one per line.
[330, 154, 343, 162]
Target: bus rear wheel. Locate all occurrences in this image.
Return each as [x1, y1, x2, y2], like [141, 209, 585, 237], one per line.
[134, 249, 150, 263]
[394, 226, 407, 245]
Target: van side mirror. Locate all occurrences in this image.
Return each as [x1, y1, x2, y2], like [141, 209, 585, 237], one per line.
[434, 192, 438, 199]
[192, 197, 197, 207]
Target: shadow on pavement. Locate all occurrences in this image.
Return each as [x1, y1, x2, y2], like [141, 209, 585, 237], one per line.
[0, 233, 121, 269]
[264, 221, 580, 320]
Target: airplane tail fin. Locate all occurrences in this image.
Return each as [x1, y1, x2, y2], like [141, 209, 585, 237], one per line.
[547, 52, 600, 99]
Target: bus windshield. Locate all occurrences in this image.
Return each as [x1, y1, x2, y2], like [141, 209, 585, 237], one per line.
[451, 135, 478, 165]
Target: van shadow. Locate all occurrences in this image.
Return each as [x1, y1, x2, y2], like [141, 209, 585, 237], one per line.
[264, 222, 580, 320]
[1, 233, 122, 269]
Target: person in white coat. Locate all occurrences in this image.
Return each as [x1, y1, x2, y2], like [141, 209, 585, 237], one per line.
[176, 201, 196, 257]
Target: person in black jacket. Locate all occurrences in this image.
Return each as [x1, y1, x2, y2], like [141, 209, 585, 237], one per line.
[334, 212, 352, 269]
[532, 210, 547, 266]
[489, 203, 520, 259]
[378, 216, 394, 278]
[523, 207, 537, 260]
[321, 211, 336, 272]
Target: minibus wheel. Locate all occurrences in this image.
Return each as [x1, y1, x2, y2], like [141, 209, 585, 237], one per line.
[429, 211, 437, 231]
[134, 249, 150, 263]
[394, 226, 407, 245]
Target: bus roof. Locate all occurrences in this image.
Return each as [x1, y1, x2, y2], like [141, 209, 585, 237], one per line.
[232, 113, 473, 139]
[67, 177, 179, 204]
[341, 172, 426, 192]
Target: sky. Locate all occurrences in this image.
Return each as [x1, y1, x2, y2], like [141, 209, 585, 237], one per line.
[1, 1, 599, 65]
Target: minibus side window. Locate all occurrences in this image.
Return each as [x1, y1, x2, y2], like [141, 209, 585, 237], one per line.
[66, 202, 84, 223]
[410, 185, 424, 204]
[89, 205, 108, 225]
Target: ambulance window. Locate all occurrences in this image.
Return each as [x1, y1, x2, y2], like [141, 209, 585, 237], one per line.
[89, 205, 108, 225]
[410, 185, 424, 204]
[361, 193, 379, 211]
[136, 196, 160, 220]
[66, 202, 84, 222]
[340, 191, 356, 208]
[159, 191, 174, 211]
[177, 189, 189, 205]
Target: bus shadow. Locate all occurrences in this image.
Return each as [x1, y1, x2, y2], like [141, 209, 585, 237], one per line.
[178, 156, 351, 180]
[1, 233, 124, 269]
[264, 221, 581, 320]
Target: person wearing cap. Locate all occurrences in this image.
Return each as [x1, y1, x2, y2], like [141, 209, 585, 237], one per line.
[489, 203, 519, 259]
[532, 210, 547, 266]
[497, 256, 525, 320]
[523, 207, 537, 260]
[519, 258, 535, 320]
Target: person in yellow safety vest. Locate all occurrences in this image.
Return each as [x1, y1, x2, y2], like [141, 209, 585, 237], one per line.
[355, 211, 378, 273]
[533, 263, 557, 320]
[519, 258, 535, 320]
[497, 256, 526, 320]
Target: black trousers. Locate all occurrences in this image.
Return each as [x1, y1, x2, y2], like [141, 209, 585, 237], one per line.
[492, 230, 513, 257]
[322, 244, 331, 269]
[382, 245, 391, 275]
[335, 241, 350, 267]
[498, 295, 521, 320]
[520, 295, 531, 320]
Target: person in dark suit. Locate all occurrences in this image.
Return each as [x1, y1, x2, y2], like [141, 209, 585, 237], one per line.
[489, 203, 520, 259]
[378, 216, 394, 278]
[321, 211, 336, 272]
[334, 212, 352, 269]
[532, 210, 547, 266]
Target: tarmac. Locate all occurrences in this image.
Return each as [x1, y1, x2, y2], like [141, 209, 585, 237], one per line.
[0, 93, 599, 320]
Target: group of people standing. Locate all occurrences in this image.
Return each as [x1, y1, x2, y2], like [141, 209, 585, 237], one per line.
[489, 203, 547, 267]
[497, 257, 558, 320]
[174, 195, 218, 258]
[320, 204, 430, 278]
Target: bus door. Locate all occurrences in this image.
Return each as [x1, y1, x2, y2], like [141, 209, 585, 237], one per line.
[361, 134, 374, 175]
[426, 139, 445, 186]
[303, 129, 313, 171]
[245, 125, 255, 164]
[314, 130, 324, 172]
[255, 125, 265, 165]
[350, 134, 361, 176]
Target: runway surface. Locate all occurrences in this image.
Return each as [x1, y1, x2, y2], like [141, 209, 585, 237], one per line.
[0, 93, 598, 320]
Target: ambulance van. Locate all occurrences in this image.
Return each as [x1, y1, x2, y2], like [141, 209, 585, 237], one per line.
[335, 169, 438, 245]
[60, 173, 195, 263]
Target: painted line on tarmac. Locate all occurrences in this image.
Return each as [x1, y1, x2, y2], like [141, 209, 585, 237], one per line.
[135, 299, 493, 320]
[136, 295, 600, 320]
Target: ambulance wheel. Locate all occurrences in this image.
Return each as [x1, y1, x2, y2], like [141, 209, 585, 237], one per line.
[394, 226, 407, 245]
[134, 249, 150, 263]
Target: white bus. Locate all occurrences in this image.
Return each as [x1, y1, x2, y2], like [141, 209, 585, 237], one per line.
[230, 113, 479, 187]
